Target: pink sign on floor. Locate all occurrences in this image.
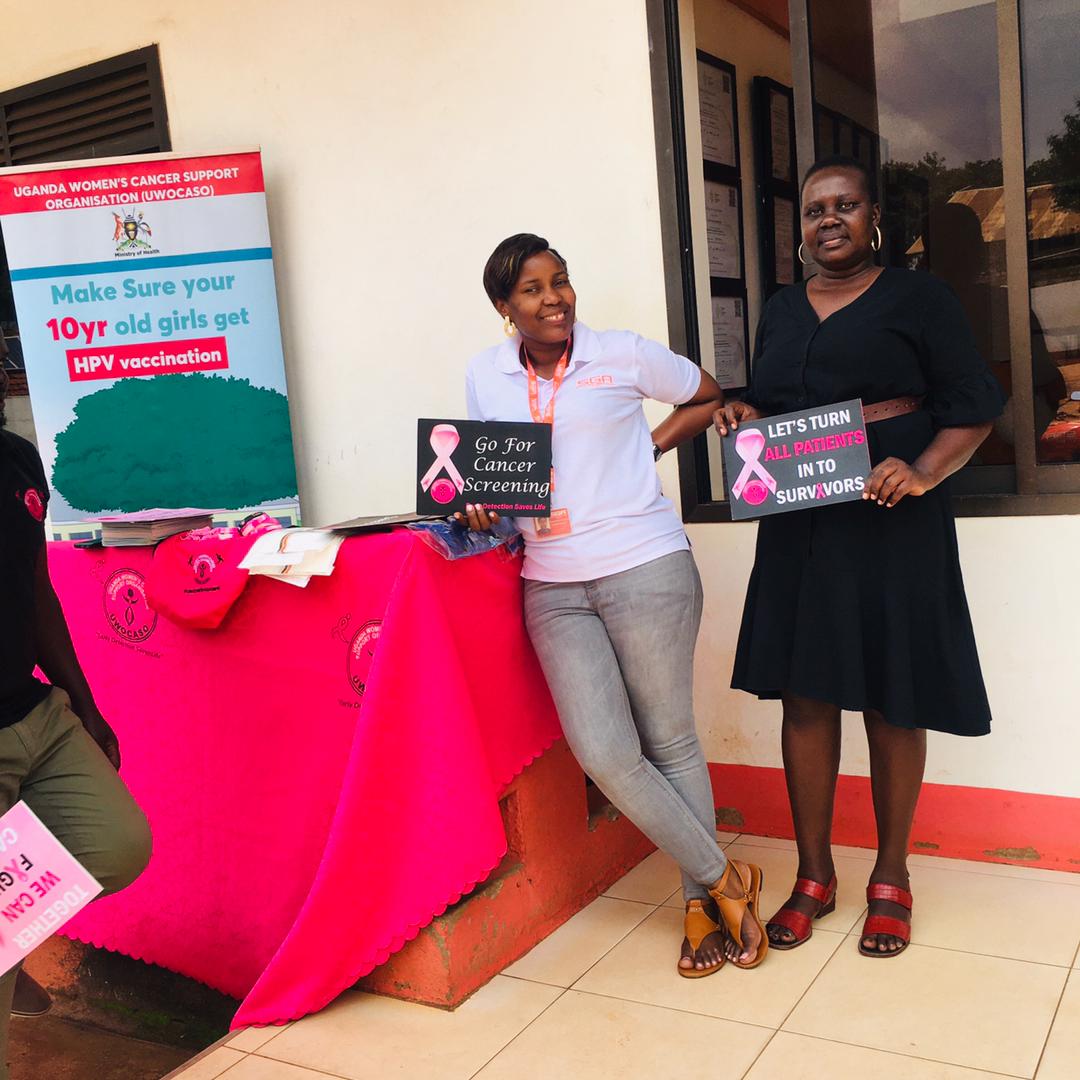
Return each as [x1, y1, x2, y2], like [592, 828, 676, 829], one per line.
[0, 802, 102, 977]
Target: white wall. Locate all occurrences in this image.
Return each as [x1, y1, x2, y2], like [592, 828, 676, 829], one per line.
[2, 395, 37, 446]
[2, 0, 671, 525]
[689, 515, 1080, 800]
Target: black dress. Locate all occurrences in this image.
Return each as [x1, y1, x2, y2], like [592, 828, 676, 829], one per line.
[731, 268, 1005, 735]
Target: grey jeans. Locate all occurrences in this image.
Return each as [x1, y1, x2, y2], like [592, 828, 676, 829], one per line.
[524, 549, 727, 902]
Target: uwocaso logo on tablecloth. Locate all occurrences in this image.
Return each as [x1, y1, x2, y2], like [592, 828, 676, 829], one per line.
[331, 615, 383, 701]
[102, 569, 158, 642]
[347, 620, 382, 698]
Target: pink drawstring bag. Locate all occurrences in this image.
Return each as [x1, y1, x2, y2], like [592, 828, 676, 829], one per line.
[146, 513, 282, 630]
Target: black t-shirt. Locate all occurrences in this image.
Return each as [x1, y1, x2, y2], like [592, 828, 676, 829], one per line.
[0, 430, 51, 726]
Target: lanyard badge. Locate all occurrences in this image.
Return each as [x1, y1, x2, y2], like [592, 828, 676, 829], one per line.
[523, 336, 572, 536]
[524, 336, 572, 425]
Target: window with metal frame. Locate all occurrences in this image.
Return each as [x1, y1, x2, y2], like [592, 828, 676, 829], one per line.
[647, 0, 1080, 519]
[0, 46, 171, 337]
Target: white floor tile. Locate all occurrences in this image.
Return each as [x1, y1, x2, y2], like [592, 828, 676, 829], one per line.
[747, 1031, 1012, 1079]
[785, 941, 1066, 1077]
[474, 989, 770, 1079]
[255, 976, 561, 1080]
[166, 1046, 247, 1080]
[1036, 969, 1080, 1080]
[574, 905, 844, 1028]
[214, 1059, 339, 1079]
[228, 1023, 292, 1053]
[905, 862, 1080, 966]
[603, 849, 682, 905]
[503, 896, 653, 987]
[908, 853, 1080, 887]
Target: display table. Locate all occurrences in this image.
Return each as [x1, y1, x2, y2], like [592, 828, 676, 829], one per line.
[48, 531, 562, 1028]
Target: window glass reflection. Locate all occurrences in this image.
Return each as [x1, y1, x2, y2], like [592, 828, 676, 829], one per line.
[809, 0, 1015, 466]
[1021, 0, 1080, 463]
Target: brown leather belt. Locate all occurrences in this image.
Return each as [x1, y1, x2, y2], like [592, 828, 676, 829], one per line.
[863, 395, 925, 424]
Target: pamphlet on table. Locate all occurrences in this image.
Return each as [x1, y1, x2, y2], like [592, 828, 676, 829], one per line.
[97, 507, 215, 546]
[239, 528, 345, 587]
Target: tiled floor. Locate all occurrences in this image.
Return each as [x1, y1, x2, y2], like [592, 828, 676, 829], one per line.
[168, 835, 1080, 1080]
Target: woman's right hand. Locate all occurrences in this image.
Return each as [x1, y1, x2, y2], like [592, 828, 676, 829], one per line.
[453, 503, 501, 532]
[713, 401, 763, 437]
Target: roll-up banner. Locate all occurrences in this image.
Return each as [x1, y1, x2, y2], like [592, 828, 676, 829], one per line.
[0, 150, 299, 535]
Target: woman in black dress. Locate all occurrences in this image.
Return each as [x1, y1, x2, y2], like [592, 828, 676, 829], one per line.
[715, 155, 1004, 958]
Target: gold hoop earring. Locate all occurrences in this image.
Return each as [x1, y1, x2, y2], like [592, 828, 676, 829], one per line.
[872, 225, 882, 252]
[502, 314, 516, 337]
[798, 242, 814, 266]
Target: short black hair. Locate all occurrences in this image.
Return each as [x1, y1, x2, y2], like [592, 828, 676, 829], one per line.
[482, 233, 567, 305]
[800, 154, 874, 199]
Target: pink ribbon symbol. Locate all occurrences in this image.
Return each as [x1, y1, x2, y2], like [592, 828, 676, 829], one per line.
[730, 428, 778, 506]
[420, 424, 466, 504]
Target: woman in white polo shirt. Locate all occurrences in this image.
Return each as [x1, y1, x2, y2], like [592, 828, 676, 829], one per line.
[460, 234, 768, 976]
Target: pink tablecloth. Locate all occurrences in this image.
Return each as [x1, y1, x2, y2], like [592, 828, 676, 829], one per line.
[49, 531, 561, 1027]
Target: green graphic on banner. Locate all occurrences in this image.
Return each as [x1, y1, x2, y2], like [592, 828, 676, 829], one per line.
[54, 374, 296, 513]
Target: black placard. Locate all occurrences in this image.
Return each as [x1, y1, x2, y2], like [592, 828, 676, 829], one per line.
[416, 419, 552, 517]
[721, 399, 872, 520]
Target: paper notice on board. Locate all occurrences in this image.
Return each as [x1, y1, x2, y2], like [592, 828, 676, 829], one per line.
[774, 197, 796, 285]
[770, 90, 792, 181]
[711, 297, 747, 389]
[697, 61, 736, 167]
[705, 182, 741, 279]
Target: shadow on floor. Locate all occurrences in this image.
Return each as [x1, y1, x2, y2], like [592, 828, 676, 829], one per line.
[10, 1014, 190, 1080]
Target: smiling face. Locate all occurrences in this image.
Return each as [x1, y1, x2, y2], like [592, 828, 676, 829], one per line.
[801, 166, 880, 272]
[496, 251, 576, 348]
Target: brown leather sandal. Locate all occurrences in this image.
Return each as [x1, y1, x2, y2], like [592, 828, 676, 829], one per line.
[709, 859, 769, 970]
[677, 900, 725, 979]
[766, 874, 837, 951]
[858, 883, 912, 957]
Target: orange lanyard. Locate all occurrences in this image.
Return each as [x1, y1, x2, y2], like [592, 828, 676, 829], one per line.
[524, 336, 572, 425]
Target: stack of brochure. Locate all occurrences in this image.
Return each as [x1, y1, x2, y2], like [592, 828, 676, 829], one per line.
[326, 511, 442, 533]
[98, 508, 215, 547]
[238, 528, 345, 588]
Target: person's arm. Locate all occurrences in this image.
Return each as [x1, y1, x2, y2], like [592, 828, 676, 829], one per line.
[651, 368, 724, 453]
[33, 548, 121, 768]
[863, 423, 992, 507]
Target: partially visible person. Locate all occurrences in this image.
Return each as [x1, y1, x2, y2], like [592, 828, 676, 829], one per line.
[460, 234, 769, 977]
[0, 329, 152, 1075]
[929, 200, 1064, 462]
[716, 157, 1003, 959]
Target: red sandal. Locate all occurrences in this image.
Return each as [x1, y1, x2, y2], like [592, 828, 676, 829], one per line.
[859, 883, 912, 957]
[765, 874, 837, 950]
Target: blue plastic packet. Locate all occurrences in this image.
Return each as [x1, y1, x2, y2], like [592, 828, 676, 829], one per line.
[406, 516, 523, 561]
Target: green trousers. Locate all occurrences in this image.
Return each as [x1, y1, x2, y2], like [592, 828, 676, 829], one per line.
[0, 688, 151, 1078]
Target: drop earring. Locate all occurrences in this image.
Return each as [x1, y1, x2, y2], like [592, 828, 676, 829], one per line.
[503, 314, 516, 337]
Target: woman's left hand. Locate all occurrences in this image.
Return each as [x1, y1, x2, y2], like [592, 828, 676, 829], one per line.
[863, 458, 934, 507]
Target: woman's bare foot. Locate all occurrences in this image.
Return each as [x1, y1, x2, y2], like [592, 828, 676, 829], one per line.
[766, 864, 836, 947]
[862, 869, 911, 954]
[678, 899, 726, 973]
[713, 862, 764, 966]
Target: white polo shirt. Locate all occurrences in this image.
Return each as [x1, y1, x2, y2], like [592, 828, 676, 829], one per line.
[465, 322, 701, 582]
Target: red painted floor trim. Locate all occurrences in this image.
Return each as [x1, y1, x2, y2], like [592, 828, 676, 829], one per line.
[709, 763, 1080, 874]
